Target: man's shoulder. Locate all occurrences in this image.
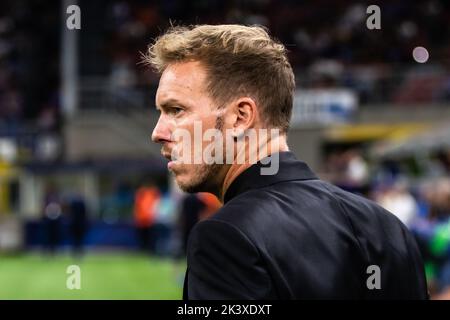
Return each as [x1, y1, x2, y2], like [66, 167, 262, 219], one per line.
[218, 177, 388, 218]
[204, 179, 333, 240]
[215, 178, 408, 239]
[323, 182, 406, 225]
[210, 188, 275, 226]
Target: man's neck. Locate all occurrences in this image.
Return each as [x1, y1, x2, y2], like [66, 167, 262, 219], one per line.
[219, 133, 289, 202]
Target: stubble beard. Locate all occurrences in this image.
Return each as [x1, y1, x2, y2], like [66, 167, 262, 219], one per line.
[174, 115, 225, 195]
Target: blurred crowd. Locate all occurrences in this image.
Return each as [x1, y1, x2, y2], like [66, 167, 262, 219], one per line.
[103, 0, 450, 106]
[0, 1, 60, 134]
[2, 0, 450, 128]
[38, 179, 221, 261]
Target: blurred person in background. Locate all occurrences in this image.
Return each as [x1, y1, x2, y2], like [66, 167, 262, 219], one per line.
[152, 184, 176, 256]
[176, 193, 205, 260]
[375, 181, 419, 227]
[133, 182, 160, 254]
[411, 178, 450, 298]
[41, 184, 63, 256]
[176, 192, 221, 259]
[67, 193, 89, 259]
[197, 192, 222, 221]
[173, 192, 221, 284]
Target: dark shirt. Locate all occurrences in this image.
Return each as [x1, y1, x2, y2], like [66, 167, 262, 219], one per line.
[184, 151, 428, 299]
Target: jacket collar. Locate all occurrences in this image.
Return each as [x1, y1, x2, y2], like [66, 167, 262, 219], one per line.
[223, 151, 318, 204]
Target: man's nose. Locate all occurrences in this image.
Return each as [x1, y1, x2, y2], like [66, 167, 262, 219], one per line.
[151, 115, 172, 144]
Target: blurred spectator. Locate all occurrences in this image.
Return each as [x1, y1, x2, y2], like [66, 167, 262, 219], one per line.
[133, 183, 160, 254]
[375, 181, 418, 226]
[323, 148, 369, 191]
[67, 193, 89, 258]
[345, 149, 369, 185]
[411, 178, 450, 297]
[41, 185, 63, 255]
[176, 192, 221, 259]
[197, 192, 222, 221]
[176, 193, 205, 259]
[152, 186, 176, 256]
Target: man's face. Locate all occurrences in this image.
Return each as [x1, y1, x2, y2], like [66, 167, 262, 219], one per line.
[152, 61, 228, 194]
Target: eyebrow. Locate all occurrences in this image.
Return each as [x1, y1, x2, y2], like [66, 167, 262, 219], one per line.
[156, 99, 187, 111]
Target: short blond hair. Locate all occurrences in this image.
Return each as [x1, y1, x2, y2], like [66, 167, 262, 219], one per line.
[145, 24, 295, 133]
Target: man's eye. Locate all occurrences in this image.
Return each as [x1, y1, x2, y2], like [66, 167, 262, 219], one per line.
[170, 107, 184, 115]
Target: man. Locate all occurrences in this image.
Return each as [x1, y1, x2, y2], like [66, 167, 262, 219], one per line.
[147, 24, 428, 299]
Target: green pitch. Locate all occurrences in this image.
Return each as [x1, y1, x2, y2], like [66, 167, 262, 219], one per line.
[0, 252, 184, 299]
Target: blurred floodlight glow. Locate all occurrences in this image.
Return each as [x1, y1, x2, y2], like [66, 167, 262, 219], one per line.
[412, 46, 429, 63]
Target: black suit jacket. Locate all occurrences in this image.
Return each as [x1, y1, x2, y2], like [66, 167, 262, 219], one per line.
[183, 152, 428, 299]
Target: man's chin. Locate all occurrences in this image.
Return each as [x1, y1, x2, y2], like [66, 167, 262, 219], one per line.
[170, 171, 193, 191]
[174, 173, 208, 194]
[176, 179, 203, 193]
[171, 163, 222, 194]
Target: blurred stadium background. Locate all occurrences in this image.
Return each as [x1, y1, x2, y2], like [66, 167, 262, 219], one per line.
[1, 0, 450, 299]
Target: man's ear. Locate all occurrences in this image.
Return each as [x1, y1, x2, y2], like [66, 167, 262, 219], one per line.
[229, 97, 258, 138]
